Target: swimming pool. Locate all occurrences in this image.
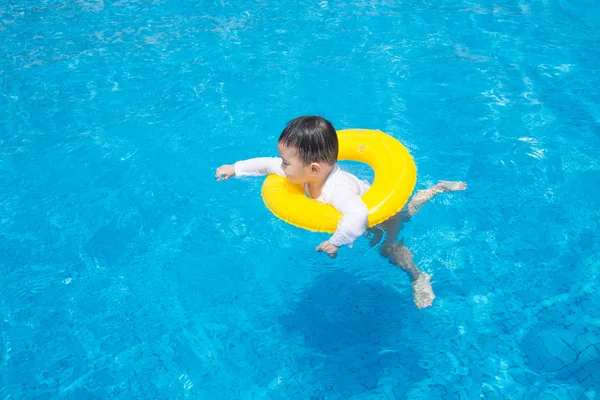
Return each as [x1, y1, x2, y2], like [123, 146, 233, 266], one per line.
[1, 0, 599, 398]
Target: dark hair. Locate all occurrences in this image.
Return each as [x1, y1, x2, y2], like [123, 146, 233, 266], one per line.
[278, 116, 339, 165]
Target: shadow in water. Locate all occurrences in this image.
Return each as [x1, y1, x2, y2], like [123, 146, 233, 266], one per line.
[279, 269, 426, 397]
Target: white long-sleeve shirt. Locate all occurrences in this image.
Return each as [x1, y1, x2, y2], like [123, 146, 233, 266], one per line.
[234, 157, 371, 247]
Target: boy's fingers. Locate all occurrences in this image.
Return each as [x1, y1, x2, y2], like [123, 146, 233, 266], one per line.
[216, 172, 231, 181]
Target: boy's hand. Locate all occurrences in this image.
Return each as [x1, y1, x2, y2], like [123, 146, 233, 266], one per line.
[316, 241, 339, 258]
[215, 164, 235, 181]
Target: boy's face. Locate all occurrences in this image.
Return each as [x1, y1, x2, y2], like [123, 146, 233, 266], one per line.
[277, 144, 313, 184]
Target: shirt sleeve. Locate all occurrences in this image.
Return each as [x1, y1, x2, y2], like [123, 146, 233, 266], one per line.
[326, 185, 369, 247]
[234, 157, 285, 177]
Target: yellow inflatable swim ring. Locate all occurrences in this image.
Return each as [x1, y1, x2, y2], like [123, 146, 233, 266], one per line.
[261, 129, 417, 233]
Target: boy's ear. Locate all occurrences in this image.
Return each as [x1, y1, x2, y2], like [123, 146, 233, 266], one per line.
[310, 162, 321, 174]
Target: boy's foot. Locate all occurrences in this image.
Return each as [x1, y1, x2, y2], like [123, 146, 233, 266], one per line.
[412, 273, 435, 309]
[436, 180, 467, 192]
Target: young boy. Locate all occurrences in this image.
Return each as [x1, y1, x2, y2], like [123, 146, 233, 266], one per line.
[215, 116, 466, 308]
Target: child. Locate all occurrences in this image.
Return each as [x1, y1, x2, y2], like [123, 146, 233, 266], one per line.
[215, 116, 466, 308]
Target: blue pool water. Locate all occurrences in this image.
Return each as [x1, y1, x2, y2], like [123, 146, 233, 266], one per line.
[1, 0, 599, 398]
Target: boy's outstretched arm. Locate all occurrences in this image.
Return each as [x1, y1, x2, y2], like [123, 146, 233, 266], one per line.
[216, 157, 285, 181]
